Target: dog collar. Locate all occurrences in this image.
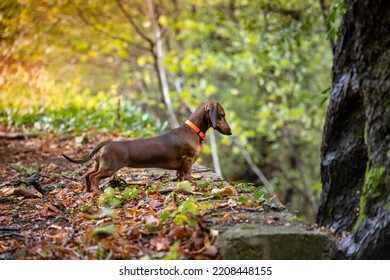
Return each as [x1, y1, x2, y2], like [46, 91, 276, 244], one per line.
[185, 120, 206, 141]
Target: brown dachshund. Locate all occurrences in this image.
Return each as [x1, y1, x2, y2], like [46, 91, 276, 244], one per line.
[63, 101, 232, 192]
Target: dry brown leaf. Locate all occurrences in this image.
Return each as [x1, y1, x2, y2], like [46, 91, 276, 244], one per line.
[46, 204, 59, 213]
[211, 186, 236, 197]
[0, 187, 16, 197]
[14, 185, 42, 198]
[221, 212, 231, 222]
[144, 215, 159, 226]
[48, 224, 62, 230]
[150, 237, 170, 251]
[169, 225, 192, 240]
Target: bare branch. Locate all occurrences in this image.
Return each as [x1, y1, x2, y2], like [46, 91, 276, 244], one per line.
[282, 124, 317, 212]
[75, 6, 151, 53]
[116, 0, 155, 47]
[231, 135, 283, 205]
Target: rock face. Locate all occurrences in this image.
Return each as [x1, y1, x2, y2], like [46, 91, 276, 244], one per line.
[216, 223, 333, 260]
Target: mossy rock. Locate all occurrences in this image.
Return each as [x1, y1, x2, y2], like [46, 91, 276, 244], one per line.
[215, 223, 335, 260]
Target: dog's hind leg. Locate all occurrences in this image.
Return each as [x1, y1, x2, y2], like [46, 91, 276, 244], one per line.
[84, 161, 99, 192]
[89, 166, 118, 193]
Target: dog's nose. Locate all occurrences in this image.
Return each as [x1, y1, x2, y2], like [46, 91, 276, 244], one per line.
[226, 130, 232, 135]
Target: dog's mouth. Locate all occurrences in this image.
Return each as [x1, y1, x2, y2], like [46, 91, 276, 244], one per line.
[216, 127, 232, 135]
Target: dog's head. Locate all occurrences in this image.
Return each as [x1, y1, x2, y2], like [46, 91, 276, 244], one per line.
[205, 101, 232, 135]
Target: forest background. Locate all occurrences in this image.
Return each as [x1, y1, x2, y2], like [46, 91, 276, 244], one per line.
[0, 0, 343, 221]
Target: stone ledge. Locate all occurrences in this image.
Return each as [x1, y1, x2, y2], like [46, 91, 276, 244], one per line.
[215, 219, 334, 260]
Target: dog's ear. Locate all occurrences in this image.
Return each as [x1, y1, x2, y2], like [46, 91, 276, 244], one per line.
[206, 102, 219, 128]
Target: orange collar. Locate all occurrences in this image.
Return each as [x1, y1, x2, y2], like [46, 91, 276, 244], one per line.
[185, 120, 206, 141]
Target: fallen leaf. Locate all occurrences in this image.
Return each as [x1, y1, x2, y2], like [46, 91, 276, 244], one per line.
[211, 186, 236, 197]
[191, 174, 202, 180]
[221, 212, 231, 222]
[169, 225, 192, 240]
[48, 224, 62, 230]
[144, 215, 159, 227]
[91, 225, 117, 238]
[45, 204, 59, 213]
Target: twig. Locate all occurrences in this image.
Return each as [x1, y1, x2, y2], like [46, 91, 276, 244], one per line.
[282, 124, 317, 211]
[0, 232, 24, 238]
[0, 132, 39, 140]
[0, 225, 20, 231]
[231, 135, 282, 205]
[157, 188, 203, 196]
[197, 196, 215, 202]
[116, 0, 154, 46]
[62, 228, 76, 246]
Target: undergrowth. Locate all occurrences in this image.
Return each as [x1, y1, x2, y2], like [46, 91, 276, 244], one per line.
[0, 83, 167, 137]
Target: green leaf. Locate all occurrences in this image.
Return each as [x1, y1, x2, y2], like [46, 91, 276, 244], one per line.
[161, 241, 181, 260]
[177, 181, 192, 192]
[100, 207, 118, 218]
[160, 210, 171, 223]
[11, 162, 40, 177]
[103, 187, 115, 197]
[327, 28, 337, 41]
[91, 225, 117, 238]
[123, 186, 139, 199]
[173, 214, 189, 225]
[254, 191, 266, 201]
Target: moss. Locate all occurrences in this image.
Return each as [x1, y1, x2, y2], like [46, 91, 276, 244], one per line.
[365, 166, 385, 196]
[354, 165, 385, 232]
[324, 199, 336, 225]
[241, 224, 258, 230]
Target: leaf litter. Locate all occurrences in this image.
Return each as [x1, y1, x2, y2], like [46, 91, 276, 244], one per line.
[0, 128, 283, 260]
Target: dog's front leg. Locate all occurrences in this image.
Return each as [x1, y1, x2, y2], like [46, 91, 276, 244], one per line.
[177, 156, 194, 184]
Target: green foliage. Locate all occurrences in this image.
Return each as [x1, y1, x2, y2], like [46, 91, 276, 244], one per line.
[355, 165, 385, 231]
[91, 225, 117, 238]
[11, 162, 40, 177]
[0, 82, 166, 136]
[98, 187, 124, 207]
[160, 210, 172, 223]
[176, 181, 192, 192]
[123, 186, 140, 199]
[161, 241, 181, 260]
[173, 199, 212, 227]
[327, 0, 350, 41]
[97, 185, 142, 208]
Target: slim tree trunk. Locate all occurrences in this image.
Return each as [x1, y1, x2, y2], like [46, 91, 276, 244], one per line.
[147, 0, 179, 128]
[318, 0, 390, 259]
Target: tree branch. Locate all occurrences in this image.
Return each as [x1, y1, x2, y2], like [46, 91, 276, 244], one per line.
[116, 0, 155, 47]
[282, 124, 317, 211]
[231, 135, 282, 205]
[75, 6, 150, 53]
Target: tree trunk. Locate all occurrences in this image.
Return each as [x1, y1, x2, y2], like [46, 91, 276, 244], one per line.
[147, 0, 179, 128]
[317, 0, 390, 259]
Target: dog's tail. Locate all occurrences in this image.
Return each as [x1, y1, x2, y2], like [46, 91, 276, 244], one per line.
[62, 141, 109, 164]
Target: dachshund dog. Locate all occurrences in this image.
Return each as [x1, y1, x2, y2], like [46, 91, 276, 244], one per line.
[63, 101, 232, 192]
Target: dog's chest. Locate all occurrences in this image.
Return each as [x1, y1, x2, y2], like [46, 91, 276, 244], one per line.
[192, 142, 203, 161]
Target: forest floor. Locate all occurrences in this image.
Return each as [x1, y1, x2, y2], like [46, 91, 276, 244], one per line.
[0, 126, 283, 260]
